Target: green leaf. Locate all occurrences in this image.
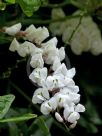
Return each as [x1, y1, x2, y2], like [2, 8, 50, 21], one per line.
[85, 101, 102, 125]
[79, 117, 98, 134]
[17, 0, 41, 17]
[36, 116, 50, 135]
[0, 94, 15, 119]
[0, 113, 37, 122]
[8, 122, 19, 136]
[5, 0, 15, 4]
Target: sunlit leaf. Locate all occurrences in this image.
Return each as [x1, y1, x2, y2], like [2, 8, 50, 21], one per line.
[0, 2, 6, 10]
[5, 0, 15, 4]
[17, 0, 41, 17]
[0, 113, 37, 122]
[0, 94, 15, 119]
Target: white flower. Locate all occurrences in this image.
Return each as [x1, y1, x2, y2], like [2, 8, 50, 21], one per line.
[42, 38, 65, 64]
[49, 22, 64, 36]
[32, 88, 50, 104]
[63, 103, 75, 120]
[40, 97, 57, 115]
[42, 42, 58, 64]
[41, 37, 58, 48]
[90, 41, 102, 55]
[30, 54, 44, 68]
[5, 23, 21, 36]
[9, 38, 20, 52]
[67, 111, 80, 123]
[51, 8, 65, 20]
[49, 8, 65, 36]
[75, 104, 85, 112]
[55, 93, 72, 107]
[45, 75, 64, 90]
[25, 26, 49, 44]
[54, 63, 75, 79]
[29, 67, 47, 86]
[17, 41, 35, 57]
[40, 101, 52, 115]
[55, 112, 63, 123]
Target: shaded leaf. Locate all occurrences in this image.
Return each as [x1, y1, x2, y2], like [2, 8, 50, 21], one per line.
[37, 116, 50, 135]
[85, 101, 102, 125]
[8, 122, 19, 136]
[0, 94, 15, 119]
[79, 117, 98, 134]
[0, 113, 37, 122]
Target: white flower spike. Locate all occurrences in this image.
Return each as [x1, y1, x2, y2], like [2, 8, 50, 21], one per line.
[8, 23, 85, 128]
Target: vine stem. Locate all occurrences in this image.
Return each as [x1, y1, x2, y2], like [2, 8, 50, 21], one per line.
[42, 1, 71, 8]
[68, 13, 83, 43]
[0, 58, 26, 80]
[4, 12, 90, 26]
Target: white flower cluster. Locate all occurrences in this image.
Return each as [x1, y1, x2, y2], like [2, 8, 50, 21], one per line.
[49, 8, 102, 55]
[6, 23, 85, 128]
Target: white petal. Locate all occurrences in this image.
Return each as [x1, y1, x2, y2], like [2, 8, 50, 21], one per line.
[25, 24, 36, 34]
[41, 37, 58, 48]
[75, 104, 85, 112]
[55, 93, 72, 107]
[68, 112, 80, 123]
[66, 68, 76, 78]
[32, 95, 43, 104]
[68, 85, 79, 93]
[69, 93, 80, 104]
[9, 38, 20, 52]
[63, 106, 74, 120]
[55, 112, 63, 122]
[54, 63, 68, 77]
[58, 47, 65, 61]
[30, 54, 44, 68]
[5, 23, 21, 36]
[48, 97, 57, 110]
[63, 77, 75, 87]
[52, 57, 61, 71]
[32, 88, 45, 104]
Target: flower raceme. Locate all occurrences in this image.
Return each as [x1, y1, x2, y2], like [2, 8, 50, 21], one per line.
[6, 23, 85, 128]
